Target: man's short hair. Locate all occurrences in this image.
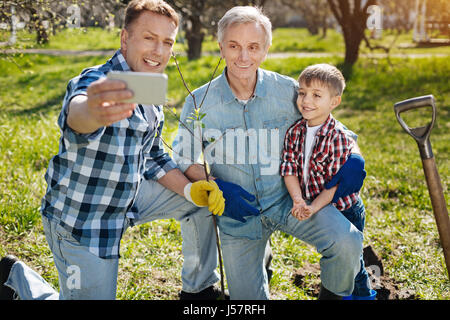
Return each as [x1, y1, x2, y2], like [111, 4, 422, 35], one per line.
[124, 0, 179, 31]
[218, 6, 272, 49]
[298, 64, 346, 96]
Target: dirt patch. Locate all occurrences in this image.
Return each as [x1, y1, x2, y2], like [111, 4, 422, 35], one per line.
[292, 262, 322, 297]
[292, 245, 416, 300]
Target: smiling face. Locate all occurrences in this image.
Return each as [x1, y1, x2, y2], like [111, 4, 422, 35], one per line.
[120, 10, 177, 73]
[219, 22, 269, 86]
[297, 80, 341, 127]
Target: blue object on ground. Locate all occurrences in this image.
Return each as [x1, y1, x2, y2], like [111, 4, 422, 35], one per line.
[342, 289, 377, 300]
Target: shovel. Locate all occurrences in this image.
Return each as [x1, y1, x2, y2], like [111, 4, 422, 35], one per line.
[394, 94, 450, 279]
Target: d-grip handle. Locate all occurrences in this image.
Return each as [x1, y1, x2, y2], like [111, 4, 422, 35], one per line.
[394, 95, 436, 159]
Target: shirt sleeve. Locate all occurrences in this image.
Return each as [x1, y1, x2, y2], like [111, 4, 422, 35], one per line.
[327, 130, 354, 178]
[334, 119, 358, 142]
[280, 122, 301, 176]
[143, 109, 178, 181]
[57, 69, 107, 146]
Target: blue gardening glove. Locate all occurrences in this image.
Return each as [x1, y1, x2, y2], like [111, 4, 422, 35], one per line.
[325, 153, 367, 203]
[214, 179, 260, 223]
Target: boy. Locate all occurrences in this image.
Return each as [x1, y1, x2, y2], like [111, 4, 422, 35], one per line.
[280, 63, 375, 299]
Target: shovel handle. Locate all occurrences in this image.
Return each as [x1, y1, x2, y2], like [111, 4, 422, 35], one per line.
[394, 95, 436, 159]
[394, 94, 435, 114]
[422, 158, 450, 279]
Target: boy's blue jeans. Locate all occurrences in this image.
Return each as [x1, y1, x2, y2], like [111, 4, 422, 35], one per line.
[340, 197, 372, 297]
[4, 178, 219, 299]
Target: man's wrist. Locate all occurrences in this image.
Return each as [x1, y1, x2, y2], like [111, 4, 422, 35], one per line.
[184, 164, 209, 182]
[183, 182, 196, 205]
[67, 96, 102, 134]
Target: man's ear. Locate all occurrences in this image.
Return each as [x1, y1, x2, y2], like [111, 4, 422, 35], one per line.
[218, 42, 224, 58]
[263, 44, 271, 62]
[120, 29, 128, 55]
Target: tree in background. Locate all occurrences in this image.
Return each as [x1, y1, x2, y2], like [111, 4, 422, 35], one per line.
[1, 0, 53, 44]
[165, 0, 212, 60]
[280, 0, 331, 38]
[1, 0, 127, 45]
[327, 0, 377, 66]
[424, 0, 450, 38]
[379, 0, 415, 32]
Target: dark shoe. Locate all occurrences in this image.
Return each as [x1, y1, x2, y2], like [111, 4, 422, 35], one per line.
[265, 238, 273, 283]
[0, 255, 18, 300]
[179, 285, 230, 300]
[318, 283, 343, 300]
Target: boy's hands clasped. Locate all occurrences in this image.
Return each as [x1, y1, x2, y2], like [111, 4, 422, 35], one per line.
[291, 196, 316, 221]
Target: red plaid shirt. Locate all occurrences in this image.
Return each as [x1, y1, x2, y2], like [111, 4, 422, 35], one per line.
[280, 115, 358, 211]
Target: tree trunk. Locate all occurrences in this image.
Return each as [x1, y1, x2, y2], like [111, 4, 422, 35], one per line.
[321, 14, 328, 38]
[36, 21, 49, 45]
[186, 32, 204, 60]
[306, 23, 319, 35]
[185, 15, 204, 60]
[29, 8, 49, 45]
[321, 26, 328, 38]
[343, 32, 362, 65]
[342, 21, 366, 66]
[327, 0, 376, 66]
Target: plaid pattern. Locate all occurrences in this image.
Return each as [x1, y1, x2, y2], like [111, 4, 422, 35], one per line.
[280, 115, 358, 211]
[41, 50, 177, 259]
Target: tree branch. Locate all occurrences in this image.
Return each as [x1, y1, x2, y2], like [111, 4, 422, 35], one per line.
[171, 52, 198, 110]
[198, 57, 222, 110]
[327, 0, 344, 25]
[170, 52, 226, 299]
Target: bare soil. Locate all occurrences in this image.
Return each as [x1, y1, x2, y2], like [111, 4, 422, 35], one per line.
[292, 245, 416, 300]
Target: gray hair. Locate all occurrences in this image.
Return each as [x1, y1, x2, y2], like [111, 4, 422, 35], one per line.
[217, 6, 272, 49]
[298, 64, 346, 96]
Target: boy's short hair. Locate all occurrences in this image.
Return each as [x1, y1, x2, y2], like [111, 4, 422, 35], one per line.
[124, 0, 179, 31]
[298, 64, 346, 96]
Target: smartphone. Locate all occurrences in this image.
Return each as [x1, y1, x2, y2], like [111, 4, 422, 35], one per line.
[106, 71, 168, 105]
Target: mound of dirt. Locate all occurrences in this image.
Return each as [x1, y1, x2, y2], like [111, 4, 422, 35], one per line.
[292, 245, 416, 300]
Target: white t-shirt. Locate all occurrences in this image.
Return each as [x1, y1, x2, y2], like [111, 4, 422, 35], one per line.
[303, 123, 322, 185]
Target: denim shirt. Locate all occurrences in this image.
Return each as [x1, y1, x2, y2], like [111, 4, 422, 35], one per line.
[173, 68, 303, 239]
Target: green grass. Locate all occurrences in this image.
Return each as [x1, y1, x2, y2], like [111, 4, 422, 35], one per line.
[1, 33, 449, 299]
[3, 27, 450, 56]
[270, 28, 345, 53]
[0, 28, 121, 51]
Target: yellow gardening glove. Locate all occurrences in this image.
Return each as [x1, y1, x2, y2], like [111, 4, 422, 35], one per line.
[184, 180, 225, 216]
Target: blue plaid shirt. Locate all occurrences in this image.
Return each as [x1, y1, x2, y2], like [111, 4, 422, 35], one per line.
[41, 50, 177, 259]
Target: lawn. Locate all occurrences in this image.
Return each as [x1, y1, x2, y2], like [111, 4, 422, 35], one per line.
[0, 28, 449, 300]
[3, 26, 450, 56]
